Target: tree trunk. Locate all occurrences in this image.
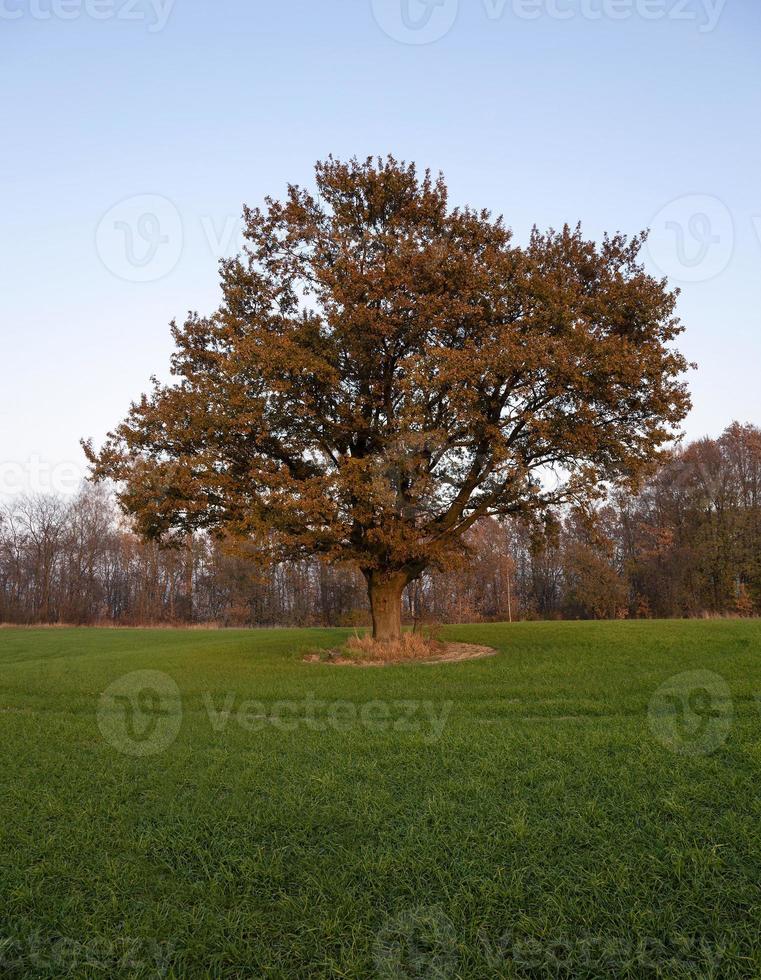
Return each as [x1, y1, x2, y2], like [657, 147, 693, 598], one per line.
[366, 571, 407, 643]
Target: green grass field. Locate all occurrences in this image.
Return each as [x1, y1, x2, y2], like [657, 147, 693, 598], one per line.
[1, 620, 760, 978]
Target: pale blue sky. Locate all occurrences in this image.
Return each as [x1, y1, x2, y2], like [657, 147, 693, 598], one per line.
[2, 0, 760, 494]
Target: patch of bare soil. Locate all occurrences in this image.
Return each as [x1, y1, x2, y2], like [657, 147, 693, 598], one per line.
[303, 641, 498, 667]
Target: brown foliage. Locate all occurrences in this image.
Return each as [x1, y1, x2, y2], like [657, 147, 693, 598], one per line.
[5, 422, 761, 627]
[83, 156, 690, 640]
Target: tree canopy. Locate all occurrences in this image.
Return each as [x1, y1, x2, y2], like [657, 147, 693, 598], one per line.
[84, 155, 691, 641]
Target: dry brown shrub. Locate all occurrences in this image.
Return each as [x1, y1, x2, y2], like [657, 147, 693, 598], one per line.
[344, 631, 442, 663]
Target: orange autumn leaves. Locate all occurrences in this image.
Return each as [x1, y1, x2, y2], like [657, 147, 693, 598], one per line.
[84, 155, 690, 638]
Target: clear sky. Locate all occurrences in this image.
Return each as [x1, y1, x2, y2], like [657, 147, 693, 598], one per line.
[2, 0, 760, 495]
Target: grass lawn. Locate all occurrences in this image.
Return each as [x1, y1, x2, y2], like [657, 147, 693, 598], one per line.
[1, 620, 760, 978]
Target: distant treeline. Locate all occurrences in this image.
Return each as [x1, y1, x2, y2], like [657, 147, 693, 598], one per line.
[2, 422, 760, 626]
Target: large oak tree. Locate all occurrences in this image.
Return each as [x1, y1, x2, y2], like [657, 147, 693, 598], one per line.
[85, 156, 690, 642]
